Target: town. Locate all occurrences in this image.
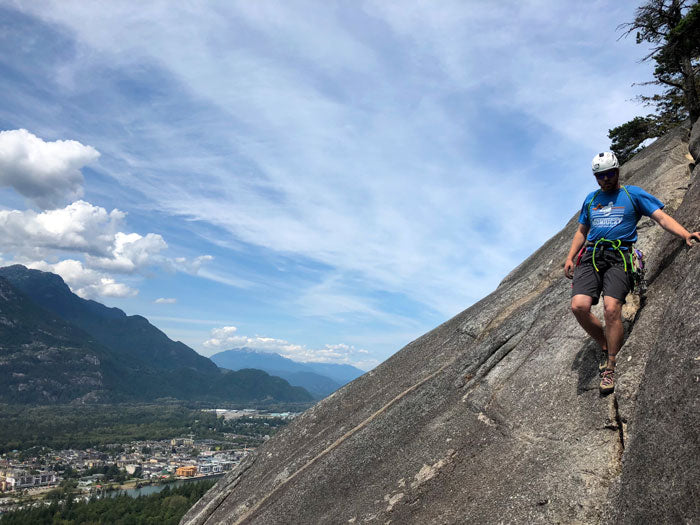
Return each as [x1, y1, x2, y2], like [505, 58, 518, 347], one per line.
[0, 409, 298, 515]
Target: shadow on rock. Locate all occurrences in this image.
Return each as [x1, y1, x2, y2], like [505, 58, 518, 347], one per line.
[571, 339, 601, 394]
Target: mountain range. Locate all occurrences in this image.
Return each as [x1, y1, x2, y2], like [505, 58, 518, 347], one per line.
[0, 265, 313, 404]
[210, 348, 365, 398]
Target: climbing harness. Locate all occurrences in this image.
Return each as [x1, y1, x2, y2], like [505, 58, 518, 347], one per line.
[575, 240, 647, 298]
[580, 185, 648, 297]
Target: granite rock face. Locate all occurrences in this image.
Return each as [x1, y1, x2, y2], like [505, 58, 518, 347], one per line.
[607, 117, 700, 524]
[181, 119, 700, 525]
[690, 116, 700, 162]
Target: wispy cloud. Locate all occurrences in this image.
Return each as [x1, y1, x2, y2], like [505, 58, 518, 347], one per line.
[154, 297, 176, 304]
[9, 1, 652, 318]
[148, 316, 229, 326]
[196, 269, 254, 289]
[1, 2, 660, 365]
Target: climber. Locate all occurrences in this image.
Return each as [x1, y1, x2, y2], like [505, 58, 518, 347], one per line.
[564, 151, 700, 395]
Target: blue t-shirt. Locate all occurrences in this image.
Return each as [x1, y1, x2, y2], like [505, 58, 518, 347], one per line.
[578, 185, 664, 243]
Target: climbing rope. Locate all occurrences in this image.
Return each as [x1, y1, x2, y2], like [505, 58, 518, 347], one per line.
[591, 238, 629, 272]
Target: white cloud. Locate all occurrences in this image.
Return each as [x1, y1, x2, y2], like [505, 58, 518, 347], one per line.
[28, 259, 137, 299]
[86, 232, 168, 272]
[0, 200, 125, 258]
[203, 326, 239, 348]
[0, 200, 211, 285]
[7, 5, 629, 303]
[203, 326, 377, 369]
[169, 255, 215, 275]
[0, 129, 99, 209]
[154, 297, 177, 304]
[282, 342, 374, 368]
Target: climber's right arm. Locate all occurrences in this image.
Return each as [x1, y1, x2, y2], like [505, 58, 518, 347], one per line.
[564, 223, 588, 279]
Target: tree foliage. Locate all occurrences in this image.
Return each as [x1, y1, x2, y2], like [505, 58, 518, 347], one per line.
[608, 116, 658, 164]
[610, 0, 700, 161]
[0, 403, 293, 453]
[0, 479, 216, 525]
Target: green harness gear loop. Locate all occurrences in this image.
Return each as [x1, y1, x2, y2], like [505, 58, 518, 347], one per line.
[591, 238, 628, 272]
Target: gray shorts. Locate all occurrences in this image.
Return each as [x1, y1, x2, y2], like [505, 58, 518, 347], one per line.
[572, 249, 633, 305]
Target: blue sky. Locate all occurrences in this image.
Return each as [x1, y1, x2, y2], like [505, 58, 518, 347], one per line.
[0, 1, 656, 370]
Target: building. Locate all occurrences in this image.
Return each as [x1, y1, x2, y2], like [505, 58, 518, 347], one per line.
[0, 470, 58, 491]
[124, 464, 141, 475]
[175, 466, 197, 477]
[197, 460, 234, 475]
[171, 437, 195, 446]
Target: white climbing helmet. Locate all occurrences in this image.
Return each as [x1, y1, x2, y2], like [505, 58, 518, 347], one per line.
[591, 151, 619, 173]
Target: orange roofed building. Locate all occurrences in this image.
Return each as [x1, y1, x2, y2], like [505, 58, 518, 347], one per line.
[176, 466, 197, 477]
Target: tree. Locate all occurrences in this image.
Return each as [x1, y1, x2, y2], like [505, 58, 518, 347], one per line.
[608, 116, 658, 163]
[611, 0, 700, 161]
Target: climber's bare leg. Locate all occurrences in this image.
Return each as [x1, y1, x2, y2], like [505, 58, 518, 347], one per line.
[571, 294, 607, 353]
[602, 296, 623, 370]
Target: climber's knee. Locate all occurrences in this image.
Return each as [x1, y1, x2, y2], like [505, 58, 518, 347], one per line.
[571, 294, 593, 318]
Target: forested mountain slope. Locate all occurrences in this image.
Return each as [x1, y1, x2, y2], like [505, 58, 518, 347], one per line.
[0, 268, 313, 404]
[0, 265, 216, 373]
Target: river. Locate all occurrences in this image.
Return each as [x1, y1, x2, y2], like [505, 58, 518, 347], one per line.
[102, 475, 223, 498]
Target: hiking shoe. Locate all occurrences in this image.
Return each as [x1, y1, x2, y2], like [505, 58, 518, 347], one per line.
[599, 351, 608, 373]
[600, 369, 615, 395]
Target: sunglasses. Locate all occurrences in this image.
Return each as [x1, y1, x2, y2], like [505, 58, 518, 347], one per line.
[595, 169, 617, 180]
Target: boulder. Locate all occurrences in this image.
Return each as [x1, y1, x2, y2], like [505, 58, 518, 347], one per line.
[181, 123, 698, 524]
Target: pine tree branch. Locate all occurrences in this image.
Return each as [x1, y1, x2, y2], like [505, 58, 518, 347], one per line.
[656, 77, 685, 89]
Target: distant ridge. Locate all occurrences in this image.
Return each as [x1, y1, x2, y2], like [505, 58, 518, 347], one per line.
[0, 266, 313, 404]
[210, 348, 365, 399]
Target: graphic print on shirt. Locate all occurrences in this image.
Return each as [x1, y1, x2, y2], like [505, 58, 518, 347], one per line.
[580, 185, 664, 244]
[591, 201, 625, 229]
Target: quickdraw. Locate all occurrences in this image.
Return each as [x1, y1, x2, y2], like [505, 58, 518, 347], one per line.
[631, 248, 647, 297]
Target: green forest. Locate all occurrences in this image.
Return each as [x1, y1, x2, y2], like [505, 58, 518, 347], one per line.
[0, 403, 299, 453]
[0, 479, 216, 525]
